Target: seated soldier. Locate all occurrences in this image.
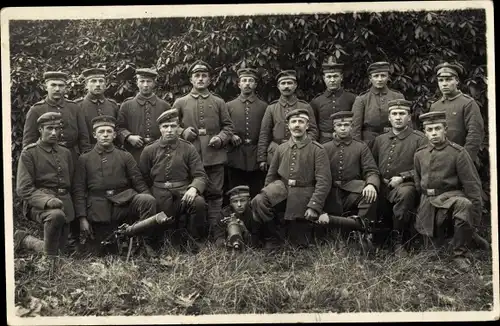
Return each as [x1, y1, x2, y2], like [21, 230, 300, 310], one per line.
[214, 185, 260, 249]
[73, 115, 157, 255]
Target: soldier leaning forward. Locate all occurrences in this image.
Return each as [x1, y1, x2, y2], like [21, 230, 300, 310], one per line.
[72, 115, 157, 254]
[252, 108, 331, 248]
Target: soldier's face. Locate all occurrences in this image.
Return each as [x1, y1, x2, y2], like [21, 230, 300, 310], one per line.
[333, 120, 352, 139]
[437, 76, 459, 95]
[288, 117, 309, 139]
[238, 77, 257, 95]
[323, 72, 343, 91]
[137, 77, 155, 96]
[160, 121, 179, 140]
[190, 72, 210, 90]
[424, 122, 447, 145]
[39, 124, 62, 144]
[369, 72, 389, 89]
[93, 125, 116, 146]
[278, 79, 297, 96]
[230, 196, 250, 214]
[86, 77, 106, 96]
[45, 80, 66, 100]
[388, 109, 411, 130]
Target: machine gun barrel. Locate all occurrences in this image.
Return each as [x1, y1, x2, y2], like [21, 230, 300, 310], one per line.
[121, 211, 171, 236]
[328, 215, 367, 232]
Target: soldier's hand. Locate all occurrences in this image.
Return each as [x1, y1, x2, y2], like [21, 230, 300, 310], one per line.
[209, 136, 223, 149]
[79, 217, 94, 240]
[362, 184, 378, 203]
[316, 213, 330, 224]
[388, 176, 404, 189]
[46, 198, 64, 209]
[182, 127, 198, 142]
[231, 134, 242, 146]
[127, 135, 144, 148]
[259, 162, 268, 172]
[182, 187, 197, 205]
[304, 208, 319, 221]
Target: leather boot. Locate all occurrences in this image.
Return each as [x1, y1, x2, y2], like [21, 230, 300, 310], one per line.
[14, 230, 44, 253]
[392, 230, 408, 258]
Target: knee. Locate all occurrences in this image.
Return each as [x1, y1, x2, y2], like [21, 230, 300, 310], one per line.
[193, 196, 207, 211]
[46, 209, 66, 225]
[251, 193, 267, 210]
[395, 186, 417, 203]
[136, 193, 156, 205]
[454, 197, 472, 212]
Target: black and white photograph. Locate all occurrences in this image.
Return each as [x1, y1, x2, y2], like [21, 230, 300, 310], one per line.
[2, 2, 498, 324]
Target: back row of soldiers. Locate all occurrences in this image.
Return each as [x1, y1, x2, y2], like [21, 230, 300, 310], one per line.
[14, 57, 488, 271]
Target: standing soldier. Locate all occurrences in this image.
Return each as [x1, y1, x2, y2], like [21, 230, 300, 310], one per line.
[310, 57, 357, 144]
[352, 62, 405, 148]
[15, 112, 75, 268]
[414, 111, 487, 271]
[140, 109, 208, 248]
[172, 60, 234, 237]
[226, 68, 268, 198]
[371, 100, 427, 257]
[75, 68, 119, 146]
[257, 70, 319, 172]
[252, 108, 331, 248]
[116, 68, 171, 164]
[73, 115, 157, 254]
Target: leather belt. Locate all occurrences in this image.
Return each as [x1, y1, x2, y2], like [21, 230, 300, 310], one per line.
[362, 125, 391, 133]
[198, 128, 207, 136]
[286, 179, 315, 187]
[424, 188, 456, 196]
[243, 138, 255, 145]
[154, 180, 190, 189]
[320, 131, 333, 139]
[41, 187, 69, 196]
[89, 187, 129, 197]
[334, 180, 343, 186]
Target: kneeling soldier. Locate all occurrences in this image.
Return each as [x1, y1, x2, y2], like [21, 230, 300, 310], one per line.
[73, 115, 157, 254]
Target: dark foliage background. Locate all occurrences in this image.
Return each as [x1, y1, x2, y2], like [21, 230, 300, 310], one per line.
[9, 9, 490, 219]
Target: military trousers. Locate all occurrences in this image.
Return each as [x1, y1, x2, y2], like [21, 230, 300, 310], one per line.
[30, 208, 69, 256]
[379, 184, 418, 230]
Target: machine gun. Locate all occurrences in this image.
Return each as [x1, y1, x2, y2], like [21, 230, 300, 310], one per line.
[220, 213, 249, 250]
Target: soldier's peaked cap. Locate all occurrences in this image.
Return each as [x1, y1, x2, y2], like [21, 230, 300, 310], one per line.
[277, 70, 297, 83]
[157, 108, 179, 124]
[286, 108, 310, 121]
[435, 62, 464, 77]
[237, 68, 259, 79]
[388, 99, 412, 112]
[43, 71, 69, 82]
[419, 111, 447, 125]
[136, 68, 158, 79]
[82, 68, 107, 79]
[226, 185, 251, 198]
[367, 61, 390, 74]
[37, 112, 62, 126]
[188, 60, 212, 75]
[322, 55, 344, 72]
[330, 111, 354, 121]
[91, 115, 116, 129]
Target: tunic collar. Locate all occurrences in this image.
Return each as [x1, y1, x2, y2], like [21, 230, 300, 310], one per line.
[86, 93, 105, 104]
[279, 95, 298, 106]
[441, 91, 462, 102]
[238, 93, 256, 103]
[45, 96, 65, 107]
[159, 137, 179, 149]
[136, 93, 157, 106]
[325, 88, 344, 98]
[37, 139, 58, 153]
[370, 86, 389, 95]
[94, 143, 115, 154]
[388, 126, 412, 140]
[190, 89, 210, 99]
[287, 135, 311, 149]
[333, 134, 352, 146]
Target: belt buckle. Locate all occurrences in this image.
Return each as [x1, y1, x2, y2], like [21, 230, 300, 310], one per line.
[335, 181, 342, 186]
[288, 179, 296, 187]
[244, 139, 252, 144]
[106, 190, 115, 196]
[164, 182, 172, 188]
[198, 128, 207, 136]
[426, 189, 435, 196]
[383, 127, 392, 133]
[144, 137, 153, 144]
[57, 188, 66, 195]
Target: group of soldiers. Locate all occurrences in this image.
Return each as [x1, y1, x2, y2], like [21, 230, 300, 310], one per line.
[14, 55, 489, 272]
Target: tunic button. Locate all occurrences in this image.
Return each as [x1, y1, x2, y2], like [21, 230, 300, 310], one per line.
[291, 163, 295, 165]
[339, 161, 343, 164]
[386, 170, 389, 173]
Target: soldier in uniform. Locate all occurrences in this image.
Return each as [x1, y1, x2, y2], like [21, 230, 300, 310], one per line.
[252, 108, 331, 248]
[352, 62, 405, 148]
[317, 111, 379, 227]
[310, 57, 357, 144]
[172, 60, 234, 238]
[226, 68, 268, 199]
[15, 112, 75, 266]
[257, 70, 319, 172]
[139, 109, 208, 247]
[75, 68, 119, 146]
[116, 68, 171, 164]
[371, 99, 428, 256]
[414, 111, 485, 271]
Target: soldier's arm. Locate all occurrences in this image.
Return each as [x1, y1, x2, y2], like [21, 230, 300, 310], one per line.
[124, 151, 151, 194]
[360, 144, 381, 191]
[305, 104, 319, 141]
[73, 155, 88, 218]
[371, 136, 380, 164]
[308, 147, 332, 213]
[76, 106, 91, 152]
[187, 145, 208, 194]
[457, 149, 483, 212]
[400, 136, 429, 182]
[257, 106, 273, 163]
[16, 150, 54, 209]
[173, 99, 187, 138]
[22, 107, 40, 148]
[309, 98, 320, 135]
[264, 145, 280, 186]
[463, 100, 485, 163]
[351, 96, 364, 141]
[216, 100, 235, 146]
[138, 146, 154, 188]
[413, 153, 422, 193]
[116, 103, 132, 145]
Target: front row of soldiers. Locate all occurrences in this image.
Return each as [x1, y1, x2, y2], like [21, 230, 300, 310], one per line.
[15, 98, 488, 271]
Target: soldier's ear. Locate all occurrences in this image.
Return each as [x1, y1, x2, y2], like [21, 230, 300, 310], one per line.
[92, 131, 98, 140]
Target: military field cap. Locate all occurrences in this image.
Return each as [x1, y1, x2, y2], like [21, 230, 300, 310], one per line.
[237, 68, 258, 80]
[277, 70, 297, 83]
[136, 68, 158, 79]
[157, 108, 179, 125]
[435, 62, 464, 77]
[388, 99, 412, 112]
[322, 56, 344, 73]
[330, 111, 354, 122]
[188, 60, 212, 75]
[226, 185, 251, 199]
[37, 112, 62, 126]
[285, 108, 310, 121]
[91, 115, 116, 129]
[82, 68, 107, 80]
[367, 61, 390, 75]
[43, 71, 69, 82]
[419, 111, 447, 125]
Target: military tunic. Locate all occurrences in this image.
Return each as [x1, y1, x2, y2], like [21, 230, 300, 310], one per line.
[116, 94, 171, 163]
[351, 86, 405, 147]
[75, 94, 119, 145]
[430, 91, 485, 164]
[257, 95, 319, 166]
[310, 88, 357, 143]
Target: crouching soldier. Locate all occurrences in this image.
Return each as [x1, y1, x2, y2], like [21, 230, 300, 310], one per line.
[252, 108, 331, 249]
[73, 115, 157, 255]
[15, 112, 75, 268]
[214, 186, 260, 249]
[139, 109, 208, 250]
[414, 111, 487, 271]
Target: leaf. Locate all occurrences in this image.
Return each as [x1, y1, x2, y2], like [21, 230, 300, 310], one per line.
[174, 291, 200, 308]
[437, 293, 457, 305]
